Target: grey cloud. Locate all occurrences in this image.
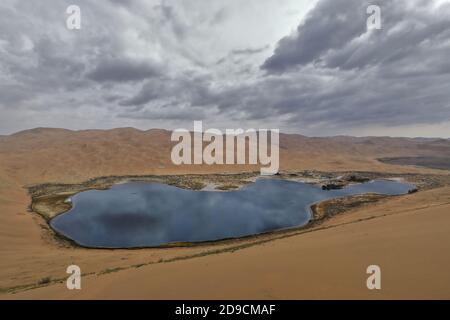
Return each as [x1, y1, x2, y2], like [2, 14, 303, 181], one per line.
[87, 58, 161, 83]
[0, 84, 34, 106]
[262, 0, 450, 73]
[154, 4, 188, 40]
[262, 0, 369, 73]
[247, 0, 450, 132]
[231, 46, 269, 56]
[118, 103, 213, 121]
[210, 7, 229, 26]
[215, 45, 269, 66]
[1, 0, 450, 137]
[119, 75, 214, 107]
[108, 0, 133, 8]
[119, 79, 166, 106]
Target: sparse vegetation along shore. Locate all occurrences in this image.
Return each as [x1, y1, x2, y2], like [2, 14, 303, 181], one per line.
[27, 171, 450, 250]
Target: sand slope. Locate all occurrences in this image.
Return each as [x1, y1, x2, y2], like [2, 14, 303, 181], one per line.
[1, 128, 450, 299]
[9, 187, 450, 299]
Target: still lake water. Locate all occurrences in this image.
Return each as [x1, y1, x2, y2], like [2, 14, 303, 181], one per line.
[50, 179, 414, 248]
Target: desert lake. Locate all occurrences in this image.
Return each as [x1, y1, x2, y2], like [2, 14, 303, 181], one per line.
[50, 179, 415, 248]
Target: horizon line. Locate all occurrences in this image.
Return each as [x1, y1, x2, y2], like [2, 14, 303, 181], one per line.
[2, 126, 449, 140]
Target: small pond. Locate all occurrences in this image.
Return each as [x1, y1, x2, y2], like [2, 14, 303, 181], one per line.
[50, 179, 414, 248]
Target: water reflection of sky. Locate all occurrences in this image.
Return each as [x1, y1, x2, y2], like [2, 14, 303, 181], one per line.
[50, 179, 414, 248]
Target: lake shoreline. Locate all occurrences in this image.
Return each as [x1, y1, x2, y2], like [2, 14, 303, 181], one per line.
[27, 171, 446, 250]
[1, 171, 447, 294]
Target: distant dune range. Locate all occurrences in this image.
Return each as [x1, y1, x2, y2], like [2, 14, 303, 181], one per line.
[2, 127, 450, 184]
[1, 128, 450, 299]
[379, 156, 450, 170]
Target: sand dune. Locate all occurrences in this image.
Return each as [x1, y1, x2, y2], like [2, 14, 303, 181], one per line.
[10, 187, 450, 299]
[1, 128, 449, 299]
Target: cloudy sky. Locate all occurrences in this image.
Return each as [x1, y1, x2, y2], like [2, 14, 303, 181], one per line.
[1, 0, 450, 137]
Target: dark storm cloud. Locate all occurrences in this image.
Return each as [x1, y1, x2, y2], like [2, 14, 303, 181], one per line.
[251, 0, 450, 131]
[87, 58, 161, 82]
[262, 0, 450, 73]
[1, 0, 450, 136]
[120, 0, 450, 132]
[262, 0, 369, 73]
[119, 75, 215, 107]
